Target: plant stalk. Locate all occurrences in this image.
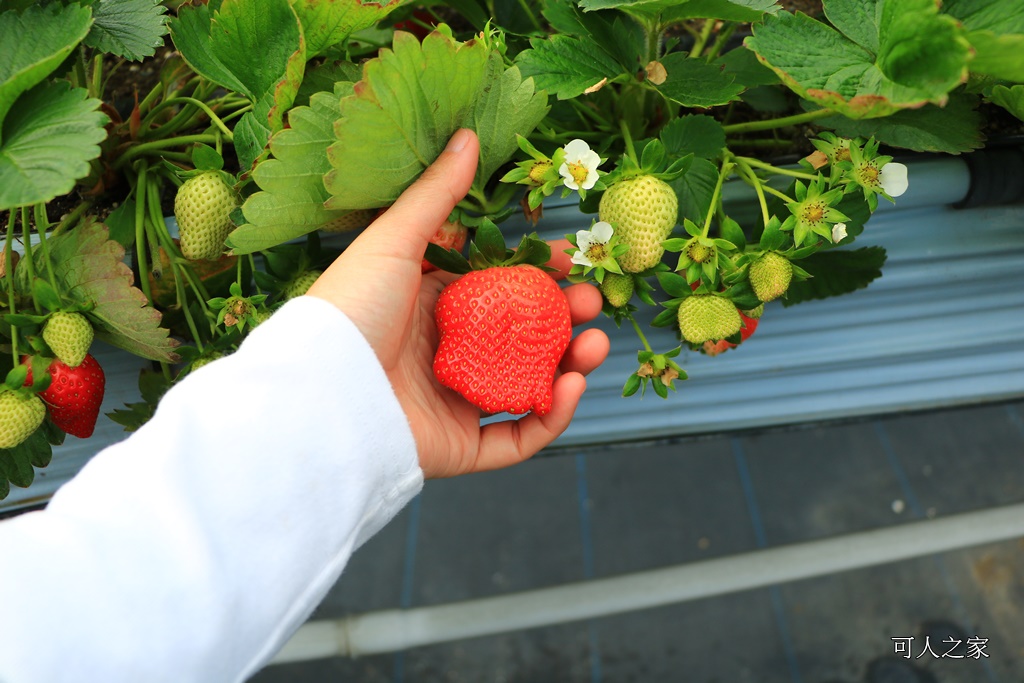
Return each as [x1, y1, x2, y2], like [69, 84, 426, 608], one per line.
[722, 108, 834, 134]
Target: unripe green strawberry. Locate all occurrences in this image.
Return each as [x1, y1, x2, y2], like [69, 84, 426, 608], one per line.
[749, 252, 793, 303]
[284, 270, 322, 301]
[175, 171, 237, 261]
[599, 273, 634, 308]
[320, 209, 376, 234]
[599, 175, 678, 273]
[677, 294, 742, 344]
[0, 390, 46, 448]
[42, 311, 93, 368]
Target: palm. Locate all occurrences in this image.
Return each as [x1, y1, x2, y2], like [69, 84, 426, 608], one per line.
[383, 272, 484, 478]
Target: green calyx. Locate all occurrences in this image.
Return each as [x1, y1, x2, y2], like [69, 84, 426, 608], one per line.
[423, 219, 554, 274]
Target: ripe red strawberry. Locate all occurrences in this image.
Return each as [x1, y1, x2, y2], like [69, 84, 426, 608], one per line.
[422, 219, 468, 273]
[431, 224, 571, 416]
[0, 389, 46, 448]
[25, 354, 106, 439]
[598, 175, 678, 273]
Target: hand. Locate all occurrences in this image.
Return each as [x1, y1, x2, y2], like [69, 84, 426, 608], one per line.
[307, 129, 610, 478]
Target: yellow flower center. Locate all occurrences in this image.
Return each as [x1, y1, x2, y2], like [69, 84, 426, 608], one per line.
[528, 160, 552, 184]
[835, 145, 851, 162]
[567, 161, 590, 187]
[858, 163, 880, 186]
[801, 201, 826, 225]
[586, 242, 608, 262]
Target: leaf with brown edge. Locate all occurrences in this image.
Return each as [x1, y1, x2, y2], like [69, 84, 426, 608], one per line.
[22, 221, 180, 363]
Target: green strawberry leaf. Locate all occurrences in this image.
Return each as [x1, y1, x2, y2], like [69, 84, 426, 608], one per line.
[324, 30, 490, 210]
[170, 0, 303, 102]
[169, 0, 304, 151]
[82, 0, 169, 61]
[670, 157, 719, 225]
[295, 59, 362, 107]
[0, 82, 108, 211]
[989, 84, 1024, 122]
[579, 0, 779, 23]
[191, 143, 224, 172]
[231, 86, 349, 254]
[516, 34, 625, 100]
[0, 3, 92, 134]
[816, 93, 983, 154]
[656, 271, 692, 298]
[290, 0, 409, 57]
[0, 437, 37, 490]
[660, 115, 726, 160]
[782, 246, 886, 306]
[472, 55, 549, 191]
[104, 199, 138, 248]
[541, 1, 645, 72]
[656, 53, 744, 108]
[928, 0, 1024, 80]
[18, 221, 179, 362]
[715, 46, 780, 88]
[746, 0, 970, 119]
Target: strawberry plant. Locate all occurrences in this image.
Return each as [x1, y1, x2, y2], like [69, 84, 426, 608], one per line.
[1, 0, 1023, 499]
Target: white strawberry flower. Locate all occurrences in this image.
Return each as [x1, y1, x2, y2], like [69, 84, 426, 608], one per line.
[831, 222, 848, 243]
[559, 139, 601, 191]
[571, 221, 615, 267]
[879, 162, 909, 197]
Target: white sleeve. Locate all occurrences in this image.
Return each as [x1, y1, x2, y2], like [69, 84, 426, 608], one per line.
[0, 296, 424, 683]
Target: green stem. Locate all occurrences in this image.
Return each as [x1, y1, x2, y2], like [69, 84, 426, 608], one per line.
[5, 211, 19, 362]
[704, 23, 738, 62]
[114, 134, 223, 170]
[702, 161, 733, 237]
[173, 264, 205, 354]
[722, 108, 834, 135]
[73, 48, 88, 89]
[90, 54, 105, 99]
[739, 156, 818, 181]
[689, 19, 715, 58]
[52, 201, 93, 237]
[515, 0, 543, 32]
[644, 18, 662, 63]
[727, 138, 793, 149]
[32, 204, 58, 290]
[620, 119, 639, 167]
[733, 160, 770, 227]
[760, 182, 794, 203]
[627, 312, 653, 353]
[135, 163, 155, 306]
[138, 81, 165, 115]
[143, 97, 236, 139]
[20, 207, 38, 313]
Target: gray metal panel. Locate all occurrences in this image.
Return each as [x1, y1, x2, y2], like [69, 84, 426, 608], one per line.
[4, 157, 1021, 510]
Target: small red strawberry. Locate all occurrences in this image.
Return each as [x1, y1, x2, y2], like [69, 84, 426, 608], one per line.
[422, 219, 468, 273]
[25, 354, 106, 439]
[430, 223, 571, 416]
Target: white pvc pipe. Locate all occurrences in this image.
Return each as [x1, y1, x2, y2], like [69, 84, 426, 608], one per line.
[271, 501, 1024, 663]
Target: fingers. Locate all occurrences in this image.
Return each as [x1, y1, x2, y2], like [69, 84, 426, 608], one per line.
[354, 129, 480, 263]
[472, 372, 587, 472]
[561, 327, 609, 377]
[563, 282, 603, 326]
[545, 239, 575, 279]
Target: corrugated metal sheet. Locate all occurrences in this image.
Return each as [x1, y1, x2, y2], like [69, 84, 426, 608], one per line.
[4, 156, 1023, 511]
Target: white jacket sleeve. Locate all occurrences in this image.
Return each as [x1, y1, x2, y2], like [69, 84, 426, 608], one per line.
[0, 296, 424, 683]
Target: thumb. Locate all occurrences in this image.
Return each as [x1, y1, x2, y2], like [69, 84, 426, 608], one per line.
[353, 129, 479, 263]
